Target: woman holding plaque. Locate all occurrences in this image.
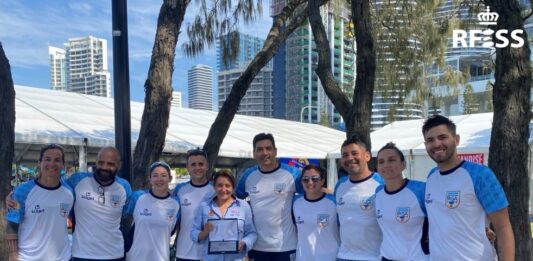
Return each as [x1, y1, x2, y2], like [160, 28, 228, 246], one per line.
[292, 165, 339, 261]
[124, 161, 180, 261]
[191, 170, 257, 261]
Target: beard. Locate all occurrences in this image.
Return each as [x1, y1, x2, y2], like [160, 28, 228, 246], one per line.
[94, 167, 117, 184]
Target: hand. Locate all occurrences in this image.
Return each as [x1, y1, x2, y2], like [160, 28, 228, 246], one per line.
[485, 227, 496, 244]
[6, 191, 18, 210]
[238, 241, 246, 252]
[203, 222, 214, 233]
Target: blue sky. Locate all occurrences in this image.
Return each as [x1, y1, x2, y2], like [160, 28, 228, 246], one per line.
[0, 0, 272, 105]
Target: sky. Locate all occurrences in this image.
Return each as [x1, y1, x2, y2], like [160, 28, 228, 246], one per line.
[0, 0, 272, 105]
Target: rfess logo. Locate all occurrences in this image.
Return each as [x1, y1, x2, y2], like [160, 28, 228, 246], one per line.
[453, 7, 524, 48]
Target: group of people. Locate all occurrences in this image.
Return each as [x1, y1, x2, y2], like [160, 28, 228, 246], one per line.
[5, 115, 515, 261]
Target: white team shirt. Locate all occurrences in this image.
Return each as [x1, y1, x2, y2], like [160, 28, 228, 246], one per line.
[335, 172, 383, 260]
[7, 180, 74, 261]
[425, 161, 508, 261]
[172, 181, 215, 259]
[236, 163, 302, 252]
[125, 190, 180, 261]
[67, 172, 132, 259]
[375, 179, 428, 261]
[293, 193, 339, 261]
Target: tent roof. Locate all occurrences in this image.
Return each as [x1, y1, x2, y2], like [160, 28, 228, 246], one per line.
[328, 112, 533, 158]
[14, 85, 346, 165]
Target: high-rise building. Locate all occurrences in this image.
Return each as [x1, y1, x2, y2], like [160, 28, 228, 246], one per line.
[282, 0, 355, 127]
[217, 33, 273, 117]
[49, 46, 67, 92]
[171, 91, 182, 108]
[49, 36, 111, 97]
[188, 64, 213, 110]
[371, 91, 424, 130]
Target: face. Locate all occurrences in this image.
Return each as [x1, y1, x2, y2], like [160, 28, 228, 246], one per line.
[215, 176, 233, 202]
[39, 148, 64, 179]
[253, 139, 277, 170]
[95, 148, 120, 183]
[377, 149, 405, 181]
[423, 125, 459, 165]
[150, 166, 171, 192]
[186, 155, 208, 181]
[341, 143, 371, 176]
[301, 169, 324, 195]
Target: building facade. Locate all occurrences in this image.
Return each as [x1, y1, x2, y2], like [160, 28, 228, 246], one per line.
[188, 64, 213, 110]
[171, 91, 182, 108]
[49, 46, 67, 92]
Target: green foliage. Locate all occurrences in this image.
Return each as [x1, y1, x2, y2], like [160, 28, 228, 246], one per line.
[182, 0, 263, 65]
[462, 83, 479, 114]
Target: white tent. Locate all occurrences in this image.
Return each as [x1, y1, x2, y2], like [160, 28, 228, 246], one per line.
[14, 85, 346, 169]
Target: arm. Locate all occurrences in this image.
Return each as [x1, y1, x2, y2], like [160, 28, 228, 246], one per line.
[5, 221, 18, 261]
[190, 203, 210, 242]
[6, 191, 16, 210]
[487, 208, 514, 261]
[240, 202, 257, 251]
[120, 215, 133, 243]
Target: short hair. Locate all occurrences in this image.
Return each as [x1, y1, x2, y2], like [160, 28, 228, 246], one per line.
[341, 134, 369, 151]
[302, 164, 326, 179]
[377, 142, 405, 162]
[39, 143, 65, 163]
[186, 147, 208, 162]
[253, 133, 276, 150]
[422, 115, 456, 136]
[213, 169, 236, 188]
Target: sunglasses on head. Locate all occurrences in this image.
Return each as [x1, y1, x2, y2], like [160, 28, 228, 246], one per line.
[149, 161, 171, 172]
[187, 147, 208, 158]
[301, 176, 321, 183]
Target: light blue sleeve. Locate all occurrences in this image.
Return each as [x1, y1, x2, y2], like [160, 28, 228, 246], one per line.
[124, 190, 144, 216]
[190, 202, 207, 243]
[6, 181, 36, 224]
[66, 172, 91, 189]
[241, 200, 257, 250]
[406, 180, 427, 215]
[116, 177, 133, 214]
[466, 162, 509, 213]
[374, 184, 384, 195]
[372, 172, 384, 185]
[173, 196, 181, 221]
[282, 164, 303, 194]
[236, 167, 257, 199]
[333, 176, 348, 199]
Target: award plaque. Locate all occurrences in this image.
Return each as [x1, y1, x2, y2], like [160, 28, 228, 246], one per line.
[207, 218, 239, 254]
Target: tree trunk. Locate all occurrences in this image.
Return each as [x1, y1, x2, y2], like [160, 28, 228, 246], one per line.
[0, 42, 16, 261]
[349, 0, 375, 149]
[202, 0, 328, 174]
[131, 0, 189, 190]
[486, 0, 533, 259]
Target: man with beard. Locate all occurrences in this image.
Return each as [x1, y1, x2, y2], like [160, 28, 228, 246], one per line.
[171, 148, 215, 261]
[7, 146, 132, 261]
[334, 135, 383, 261]
[422, 115, 514, 261]
[236, 133, 302, 261]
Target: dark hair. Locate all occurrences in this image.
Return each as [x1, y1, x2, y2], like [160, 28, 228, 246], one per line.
[422, 115, 456, 136]
[302, 165, 326, 179]
[341, 134, 368, 151]
[39, 144, 65, 163]
[149, 161, 171, 175]
[186, 147, 208, 162]
[213, 169, 236, 188]
[253, 133, 276, 150]
[377, 142, 405, 162]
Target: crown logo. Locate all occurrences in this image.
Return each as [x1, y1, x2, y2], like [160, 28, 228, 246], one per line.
[478, 6, 498, 25]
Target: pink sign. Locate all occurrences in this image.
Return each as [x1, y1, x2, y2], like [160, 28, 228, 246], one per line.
[458, 153, 484, 164]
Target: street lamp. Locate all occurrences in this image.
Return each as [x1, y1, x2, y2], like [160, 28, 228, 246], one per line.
[300, 105, 318, 122]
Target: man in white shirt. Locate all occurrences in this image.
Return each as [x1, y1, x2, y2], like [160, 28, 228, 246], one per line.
[236, 133, 302, 261]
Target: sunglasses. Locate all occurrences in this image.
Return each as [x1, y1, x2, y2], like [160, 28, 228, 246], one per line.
[301, 176, 321, 183]
[97, 185, 105, 205]
[149, 161, 171, 172]
[187, 147, 208, 159]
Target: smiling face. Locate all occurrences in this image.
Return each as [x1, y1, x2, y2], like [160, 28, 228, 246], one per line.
[423, 124, 460, 170]
[39, 148, 64, 179]
[253, 139, 278, 171]
[150, 166, 171, 193]
[95, 148, 120, 183]
[214, 176, 234, 202]
[301, 168, 324, 196]
[186, 155, 208, 183]
[377, 149, 405, 182]
[341, 143, 371, 177]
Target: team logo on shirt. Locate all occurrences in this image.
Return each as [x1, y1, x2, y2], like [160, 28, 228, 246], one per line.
[250, 186, 260, 194]
[182, 198, 191, 206]
[274, 183, 286, 195]
[110, 195, 120, 207]
[31, 204, 45, 214]
[425, 193, 433, 204]
[337, 197, 345, 206]
[167, 209, 176, 221]
[317, 214, 329, 228]
[395, 207, 410, 223]
[296, 216, 304, 224]
[445, 191, 461, 209]
[59, 203, 69, 217]
[360, 195, 375, 210]
[140, 208, 153, 216]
